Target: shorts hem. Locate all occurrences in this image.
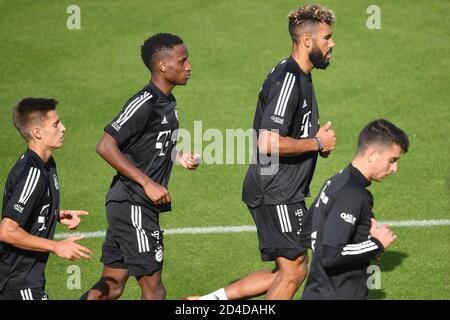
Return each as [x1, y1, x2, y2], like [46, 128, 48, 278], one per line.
[260, 247, 308, 262]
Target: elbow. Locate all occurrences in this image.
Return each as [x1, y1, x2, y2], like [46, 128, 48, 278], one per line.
[0, 222, 6, 242]
[96, 138, 107, 158]
[95, 142, 103, 157]
[96, 133, 116, 160]
[0, 221, 14, 243]
[0, 232, 11, 244]
[257, 131, 271, 154]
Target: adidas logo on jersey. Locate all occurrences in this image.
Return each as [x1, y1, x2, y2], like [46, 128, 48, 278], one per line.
[111, 121, 121, 131]
[14, 203, 24, 213]
[271, 115, 284, 125]
[161, 116, 168, 124]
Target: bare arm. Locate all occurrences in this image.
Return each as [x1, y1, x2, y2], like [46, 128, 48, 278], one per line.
[257, 122, 336, 156]
[258, 130, 318, 156]
[96, 132, 170, 205]
[0, 217, 54, 252]
[0, 218, 91, 260]
[97, 132, 151, 187]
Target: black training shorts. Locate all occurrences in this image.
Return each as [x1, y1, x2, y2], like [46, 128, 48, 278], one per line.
[101, 200, 164, 277]
[248, 202, 311, 261]
[0, 286, 48, 300]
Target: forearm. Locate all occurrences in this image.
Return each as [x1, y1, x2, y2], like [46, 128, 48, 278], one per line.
[97, 134, 151, 187]
[278, 135, 319, 156]
[0, 223, 55, 253]
[320, 239, 384, 269]
[258, 131, 319, 156]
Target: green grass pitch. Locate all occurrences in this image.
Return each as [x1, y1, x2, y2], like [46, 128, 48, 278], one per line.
[0, 0, 449, 299]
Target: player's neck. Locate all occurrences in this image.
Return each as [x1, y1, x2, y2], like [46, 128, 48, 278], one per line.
[150, 76, 174, 97]
[291, 47, 313, 74]
[28, 142, 52, 163]
[351, 158, 372, 182]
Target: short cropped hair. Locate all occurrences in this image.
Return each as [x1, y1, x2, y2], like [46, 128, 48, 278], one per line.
[12, 98, 58, 141]
[357, 119, 409, 154]
[141, 33, 184, 71]
[288, 4, 336, 43]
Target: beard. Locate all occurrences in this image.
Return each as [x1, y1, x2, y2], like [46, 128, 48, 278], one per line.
[309, 45, 331, 70]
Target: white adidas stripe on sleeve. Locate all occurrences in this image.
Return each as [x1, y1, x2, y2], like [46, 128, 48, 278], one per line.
[18, 167, 41, 205]
[274, 72, 296, 117]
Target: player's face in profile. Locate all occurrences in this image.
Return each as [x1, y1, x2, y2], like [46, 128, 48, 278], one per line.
[39, 110, 66, 149]
[309, 22, 334, 70]
[371, 144, 402, 182]
[164, 44, 192, 85]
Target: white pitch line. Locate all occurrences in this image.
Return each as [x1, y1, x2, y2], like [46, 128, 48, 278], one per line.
[380, 219, 450, 227]
[54, 219, 450, 240]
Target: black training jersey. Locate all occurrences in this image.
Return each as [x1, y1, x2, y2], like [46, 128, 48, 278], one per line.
[302, 165, 384, 300]
[242, 57, 320, 207]
[104, 82, 179, 212]
[0, 149, 60, 291]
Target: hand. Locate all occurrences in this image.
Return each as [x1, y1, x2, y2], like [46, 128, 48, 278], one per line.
[59, 210, 89, 230]
[369, 218, 397, 249]
[54, 236, 92, 261]
[178, 152, 201, 170]
[142, 179, 171, 205]
[315, 121, 336, 153]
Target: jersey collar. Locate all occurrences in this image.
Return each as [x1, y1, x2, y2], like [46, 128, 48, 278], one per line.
[349, 164, 371, 187]
[288, 56, 312, 79]
[146, 82, 173, 102]
[26, 148, 50, 168]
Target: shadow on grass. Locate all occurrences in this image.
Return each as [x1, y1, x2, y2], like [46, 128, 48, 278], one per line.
[369, 289, 386, 300]
[379, 250, 408, 272]
[369, 251, 408, 300]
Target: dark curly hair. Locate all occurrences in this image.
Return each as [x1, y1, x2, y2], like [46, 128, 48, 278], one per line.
[141, 33, 184, 71]
[288, 4, 336, 43]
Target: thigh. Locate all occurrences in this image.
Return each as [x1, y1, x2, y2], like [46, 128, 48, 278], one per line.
[100, 265, 129, 283]
[275, 254, 308, 272]
[97, 265, 130, 292]
[136, 269, 163, 288]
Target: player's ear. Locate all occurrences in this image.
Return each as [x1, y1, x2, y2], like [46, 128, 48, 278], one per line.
[159, 61, 167, 73]
[302, 33, 312, 48]
[31, 127, 42, 140]
[367, 147, 378, 164]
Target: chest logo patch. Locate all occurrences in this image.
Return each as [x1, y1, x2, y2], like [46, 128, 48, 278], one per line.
[340, 212, 356, 225]
[161, 116, 168, 125]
